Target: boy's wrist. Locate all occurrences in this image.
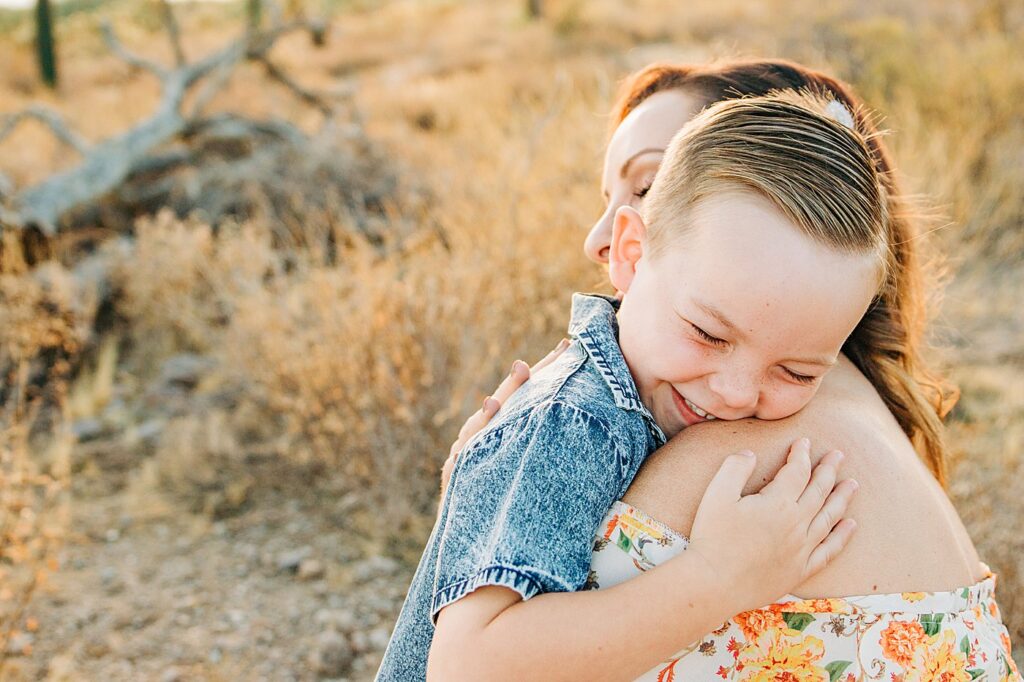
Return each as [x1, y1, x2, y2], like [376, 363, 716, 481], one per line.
[675, 541, 748, 620]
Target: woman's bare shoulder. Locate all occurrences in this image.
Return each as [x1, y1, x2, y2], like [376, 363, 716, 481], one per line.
[622, 356, 984, 594]
[624, 357, 884, 533]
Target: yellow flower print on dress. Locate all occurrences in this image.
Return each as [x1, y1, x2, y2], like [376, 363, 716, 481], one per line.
[735, 628, 828, 681]
[904, 630, 970, 682]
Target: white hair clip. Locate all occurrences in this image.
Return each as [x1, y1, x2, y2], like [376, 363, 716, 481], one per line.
[824, 100, 856, 130]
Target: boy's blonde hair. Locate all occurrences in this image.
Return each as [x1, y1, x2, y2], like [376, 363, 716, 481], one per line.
[643, 91, 890, 290]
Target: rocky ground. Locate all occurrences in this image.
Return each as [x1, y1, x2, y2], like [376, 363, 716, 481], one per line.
[1, 354, 419, 682]
[6, 470, 413, 681]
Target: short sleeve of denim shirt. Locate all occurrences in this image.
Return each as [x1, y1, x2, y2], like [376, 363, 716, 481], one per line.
[430, 399, 630, 622]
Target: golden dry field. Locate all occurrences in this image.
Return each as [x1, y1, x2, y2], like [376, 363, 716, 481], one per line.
[0, 0, 1021, 679]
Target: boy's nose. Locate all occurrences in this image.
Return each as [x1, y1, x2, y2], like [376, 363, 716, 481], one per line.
[707, 372, 760, 415]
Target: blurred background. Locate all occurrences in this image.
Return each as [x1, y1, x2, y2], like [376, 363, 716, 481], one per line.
[0, 0, 1021, 679]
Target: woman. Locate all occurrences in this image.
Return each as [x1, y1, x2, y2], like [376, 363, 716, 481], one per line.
[439, 60, 1019, 679]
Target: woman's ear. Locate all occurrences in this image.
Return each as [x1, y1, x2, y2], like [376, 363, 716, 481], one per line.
[608, 206, 648, 294]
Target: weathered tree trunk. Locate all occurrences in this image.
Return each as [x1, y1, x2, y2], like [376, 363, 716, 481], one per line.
[35, 0, 58, 88]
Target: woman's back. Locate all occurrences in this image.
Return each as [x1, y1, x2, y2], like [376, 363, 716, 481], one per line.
[622, 355, 984, 597]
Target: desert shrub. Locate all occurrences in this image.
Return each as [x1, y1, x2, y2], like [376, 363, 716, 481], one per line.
[0, 267, 73, 670]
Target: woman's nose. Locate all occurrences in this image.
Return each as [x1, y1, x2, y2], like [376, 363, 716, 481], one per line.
[584, 208, 613, 264]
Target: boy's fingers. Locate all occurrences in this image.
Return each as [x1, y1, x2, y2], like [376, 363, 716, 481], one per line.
[797, 450, 844, 514]
[760, 438, 812, 498]
[807, 479, 859, 543]
[531, 338, 570, 373]
[702, 451, 758, 504]
[804, 518, 857, 578]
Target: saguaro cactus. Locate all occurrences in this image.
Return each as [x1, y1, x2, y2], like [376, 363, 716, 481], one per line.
[35, 0, 58, 88]
[247, 0, 262, 32]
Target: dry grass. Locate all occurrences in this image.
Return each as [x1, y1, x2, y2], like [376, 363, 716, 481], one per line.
[0, 0, 1021, 664]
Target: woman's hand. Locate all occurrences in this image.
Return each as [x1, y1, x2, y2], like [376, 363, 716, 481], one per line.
[439, 339, 571, 501]
[686, 438, 858, 612]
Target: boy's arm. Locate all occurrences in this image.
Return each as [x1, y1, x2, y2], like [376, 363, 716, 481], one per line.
[428, 440, 857, 681]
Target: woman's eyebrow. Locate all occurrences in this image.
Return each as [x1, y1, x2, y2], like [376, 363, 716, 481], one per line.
[620, 148, 665, 179]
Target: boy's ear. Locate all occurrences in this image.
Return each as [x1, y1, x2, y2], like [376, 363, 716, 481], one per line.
[608, 206, 647, 294]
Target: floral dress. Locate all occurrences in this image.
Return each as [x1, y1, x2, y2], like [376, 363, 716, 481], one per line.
[585, 500, 1022, 681]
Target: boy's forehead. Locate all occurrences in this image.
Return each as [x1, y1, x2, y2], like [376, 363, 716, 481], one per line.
[653, 190, 879, 354]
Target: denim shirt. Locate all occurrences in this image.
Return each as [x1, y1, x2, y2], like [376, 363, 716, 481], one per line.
[375, 293, 666, 681]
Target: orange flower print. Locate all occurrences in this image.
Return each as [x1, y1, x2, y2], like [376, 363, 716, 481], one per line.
[733, 609, 786, 640]
[903, 630, 970, 682]
[1001, 631, 1013, 656]
[776, 598, 852, 614]
[734, 629, 828, 681]
[901, 592, 927, 602]
[603, 514, 620, 540]
[879, 620, 928, 668]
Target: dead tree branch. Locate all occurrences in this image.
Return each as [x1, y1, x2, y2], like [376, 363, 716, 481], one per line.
[100, 21, 168, 79]
[159, 0, 187, 67]
[0, 105, 91, 155]
[2, 15, 336, 237]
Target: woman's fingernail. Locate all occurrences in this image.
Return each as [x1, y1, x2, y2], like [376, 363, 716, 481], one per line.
[483, 395, 494, 409]
[512, 360, 527, 375]
[834, 450, 845, 462]
[799, 437, 810, 449]
[558, 338, 570, 350]
[849, 479, 859, 491]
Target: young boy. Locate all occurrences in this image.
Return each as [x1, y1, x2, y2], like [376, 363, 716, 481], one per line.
[377, 93, 881, 680]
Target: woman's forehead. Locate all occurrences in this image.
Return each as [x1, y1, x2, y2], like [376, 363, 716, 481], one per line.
[606, 90, 703, 172]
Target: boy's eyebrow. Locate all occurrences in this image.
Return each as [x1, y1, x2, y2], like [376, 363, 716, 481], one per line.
[693, 299, 743, 337]
[620, 148, 665, 179]
[692, 299, 836, 366]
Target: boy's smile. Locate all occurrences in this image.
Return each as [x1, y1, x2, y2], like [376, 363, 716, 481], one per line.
[609, 187, 881, 440]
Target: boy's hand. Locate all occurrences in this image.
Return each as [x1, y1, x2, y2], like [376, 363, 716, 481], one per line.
[686, 438, 857, 613]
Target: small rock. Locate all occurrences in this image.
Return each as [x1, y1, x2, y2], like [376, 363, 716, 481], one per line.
[298, 558, 325, 581]
[349, 630, 369, 654]
[315, 609, 358, 634]
[353, 556, 399, 583]
[277, 546, 313, 573]
[309, 630, 354, 678]
[71, 418, 105, 442]
[160, 669, 183, 682]
[367, 627, 390, 651]
[135, 418, 165, 444]
[83, 635, 110, 659]
[105, 528, 121, 543]
[5, 631, 33, 656]
[159, 353, 216, 390]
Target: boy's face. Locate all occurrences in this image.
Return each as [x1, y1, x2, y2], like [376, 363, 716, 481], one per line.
[609, 188, 880, 439]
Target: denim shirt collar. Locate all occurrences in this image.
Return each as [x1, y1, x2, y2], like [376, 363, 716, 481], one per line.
[567, 293, 664, 444]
